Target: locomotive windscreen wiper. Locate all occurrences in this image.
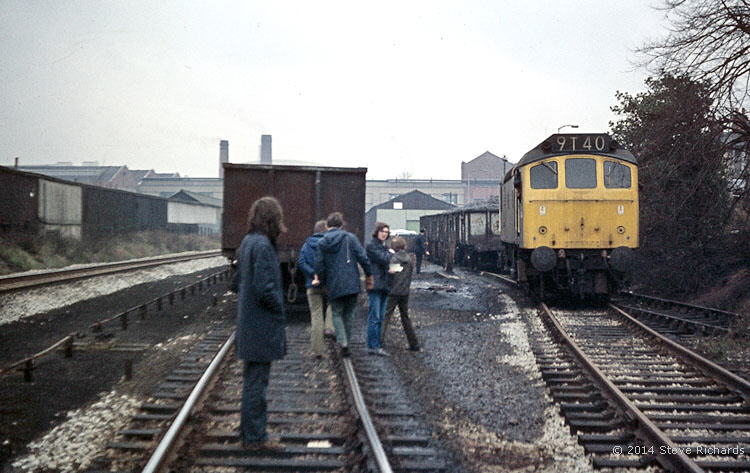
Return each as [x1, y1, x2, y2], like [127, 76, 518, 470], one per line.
[541, 162, 557, 174]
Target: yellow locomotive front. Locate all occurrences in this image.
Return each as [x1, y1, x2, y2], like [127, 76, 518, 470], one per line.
[500, 133, 638, 298]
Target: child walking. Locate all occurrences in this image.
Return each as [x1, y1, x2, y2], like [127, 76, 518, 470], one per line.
[381, 237, 420, 351]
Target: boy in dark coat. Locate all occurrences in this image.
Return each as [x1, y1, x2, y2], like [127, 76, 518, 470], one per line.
[382, 237, 420, 351]
[298, 220, 335, 358]
[314, 212, 373, 357]
[233, 196, 287, 450]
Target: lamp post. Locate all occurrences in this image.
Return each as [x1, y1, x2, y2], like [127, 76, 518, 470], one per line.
[557, 124, 579, 133]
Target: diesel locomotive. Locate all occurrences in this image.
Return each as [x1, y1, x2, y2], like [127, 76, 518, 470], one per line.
[499, 133, 638, 298]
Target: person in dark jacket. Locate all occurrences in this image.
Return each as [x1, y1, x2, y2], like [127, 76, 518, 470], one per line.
[298, 220, 335, 358]
[314, 212, 373, 357]
[365, 222, 394, 356]
[414, 229, 428, 274]
[382, 237, 420, 351]
[233, 196, 287, 450]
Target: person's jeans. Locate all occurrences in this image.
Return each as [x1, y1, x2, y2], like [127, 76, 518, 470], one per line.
[416, 252, 424, 273]
[330, 294, 359, 347]
[366, 290, 389, 349]
[240, 361, 271, 443]
[306, 287, 334, 356]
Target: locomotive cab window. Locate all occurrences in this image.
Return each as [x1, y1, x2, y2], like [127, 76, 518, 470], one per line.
[565, 158, 596, 188]
[530, 161, 557, 189]
[604, 161, 631, 188]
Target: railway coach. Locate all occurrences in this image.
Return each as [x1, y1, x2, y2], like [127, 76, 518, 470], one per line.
[420, 202, 501, 270]
[499, 133, 639, 299]
[221, 163, 367, 311]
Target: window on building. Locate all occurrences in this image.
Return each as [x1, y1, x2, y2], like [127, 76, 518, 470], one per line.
[530, 161, 557, 189]
[565, 158, 597, 189]
[604, 161, 631, 188]
[441, 193, 458, 204]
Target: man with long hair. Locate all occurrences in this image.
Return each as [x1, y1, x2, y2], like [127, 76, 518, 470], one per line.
[232, 196, 287, 450]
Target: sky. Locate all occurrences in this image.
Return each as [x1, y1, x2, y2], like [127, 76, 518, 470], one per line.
[0, 1, 669, 179]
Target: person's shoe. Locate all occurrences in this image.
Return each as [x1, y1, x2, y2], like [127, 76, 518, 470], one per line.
[375, 348, 390, 357]
[340, 346, 351, 357]
[408, 346, 421, 352]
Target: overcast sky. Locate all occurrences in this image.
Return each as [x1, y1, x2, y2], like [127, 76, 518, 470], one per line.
[0, 1, 669, 179]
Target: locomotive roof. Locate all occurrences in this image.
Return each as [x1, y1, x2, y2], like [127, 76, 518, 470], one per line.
[505, 133, 637, 182]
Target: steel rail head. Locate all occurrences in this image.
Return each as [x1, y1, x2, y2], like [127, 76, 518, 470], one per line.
[480, 270, 518, 286]
[539, 303, 706, 473]
[341, 358, 394, 473]
[623, 291, 740, 319]
[141, 331, 235, 473]
[0, 250, 223, 293]
[609, 303, 750, 398]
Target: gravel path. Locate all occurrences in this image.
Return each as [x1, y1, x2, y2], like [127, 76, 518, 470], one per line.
[386, 265, 598, 472]
[10, 390, 141, 473]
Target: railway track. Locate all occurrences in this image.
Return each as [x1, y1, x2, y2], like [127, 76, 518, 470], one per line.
[532, 303, 750, 472]
[0, 249, 222, 293]
[107, 324, 449, 472]
[613, 292, 742, 337]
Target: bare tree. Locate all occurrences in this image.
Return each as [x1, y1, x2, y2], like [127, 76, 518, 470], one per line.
[638, 0, 750, 108]
[639, 1, 750, 239]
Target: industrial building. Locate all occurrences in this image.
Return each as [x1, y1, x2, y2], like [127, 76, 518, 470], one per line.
[365, 190, 455, 234]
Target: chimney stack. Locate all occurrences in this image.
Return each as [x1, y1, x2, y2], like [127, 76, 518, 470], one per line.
[14, 157, 19, 168]
[261, 135, 272, 164]
[219, 140, 229, 178]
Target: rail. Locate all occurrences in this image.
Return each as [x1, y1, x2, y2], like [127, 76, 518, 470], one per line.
[619, 290, 739, 319]
[141, 332, 235, 473]
[0, 267, 229, 381]
[609, 303, 750, 397]
[341, 357, 394, 473]
[0, 250, 222, 293]
[479, 270, 518, 286]
[539, 302, 704, 473]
